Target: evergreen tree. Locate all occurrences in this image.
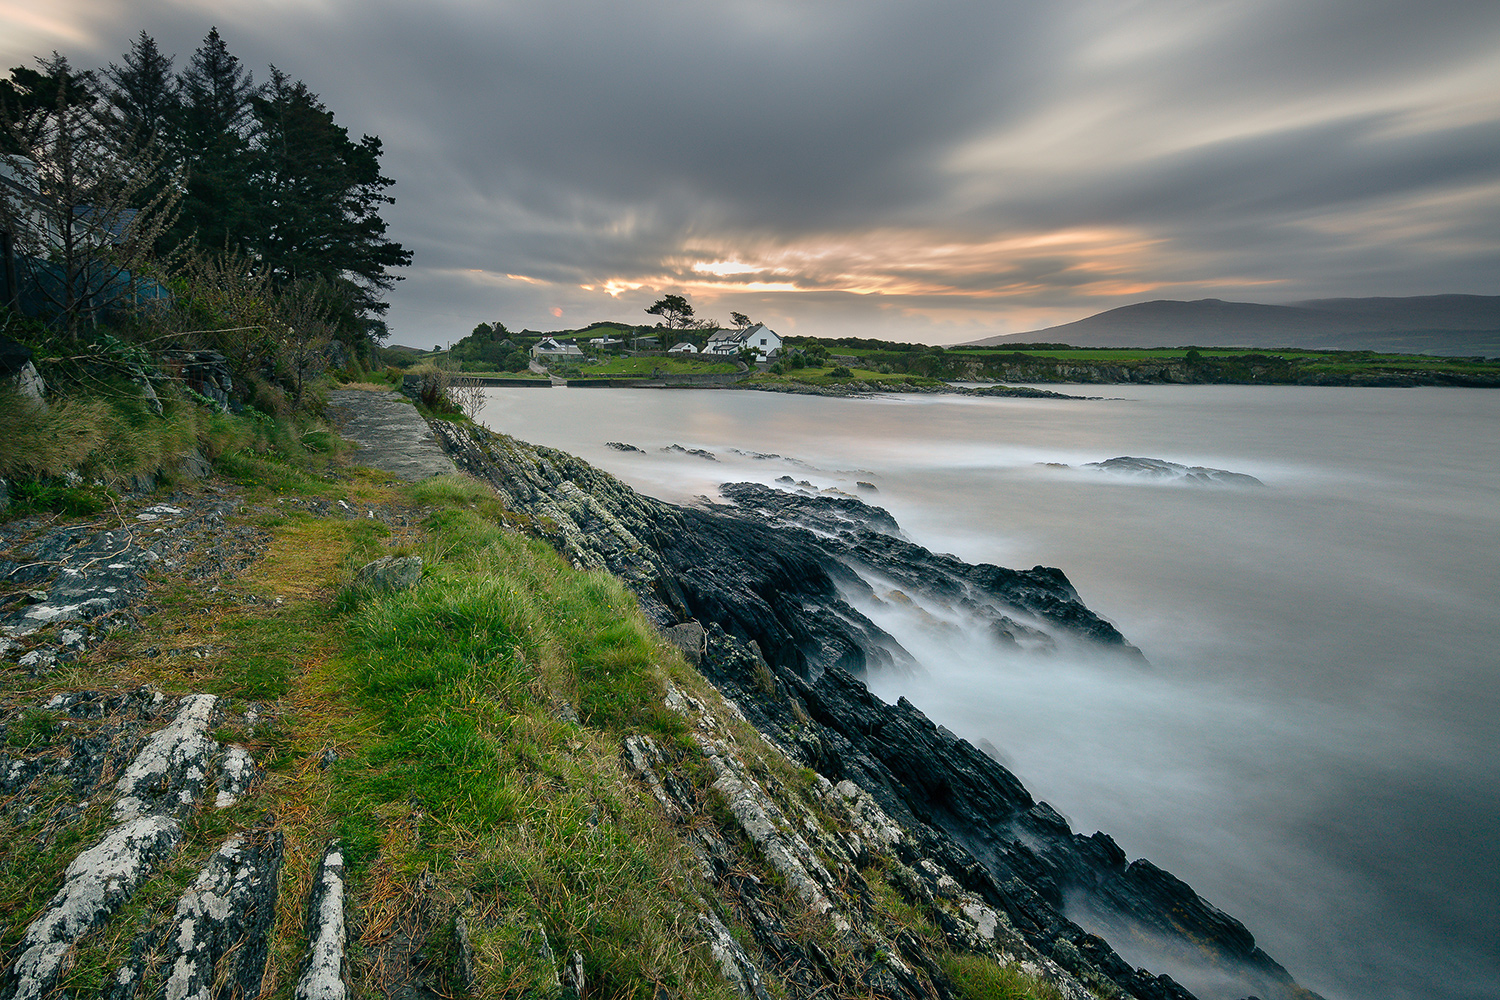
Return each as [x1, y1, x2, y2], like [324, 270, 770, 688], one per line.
[174, 27, 258, 252]
[249, 69, 410, 320]
[104, 31, 178, 151]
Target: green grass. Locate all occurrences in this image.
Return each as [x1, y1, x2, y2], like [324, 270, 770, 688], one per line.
[939, 954, 1065, 1000]
[0, 416, 1114, 1000]
[946, 347, 1318, 360]
[563, 356, 739, 376]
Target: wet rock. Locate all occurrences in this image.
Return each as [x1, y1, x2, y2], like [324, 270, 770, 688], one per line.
[1085, 456, 1264, 487]
[605, 442, 644, 453]
[352, 555, 423, 593]
[661, 444, 718, 460]
[856, 481, 878, 492]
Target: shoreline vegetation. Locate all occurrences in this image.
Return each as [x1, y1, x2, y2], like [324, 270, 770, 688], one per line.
[414, 322, 1500, 393]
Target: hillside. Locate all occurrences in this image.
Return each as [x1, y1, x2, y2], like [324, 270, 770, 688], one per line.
[960, 295, 1500, 354]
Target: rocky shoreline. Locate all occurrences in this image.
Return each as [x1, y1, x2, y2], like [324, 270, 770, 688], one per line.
[432, 418, 1325, 1000]
[0, 400, 1326, 1000]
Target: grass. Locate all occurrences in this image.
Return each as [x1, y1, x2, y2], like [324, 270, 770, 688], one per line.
[1, 456, 734, 999]
[562, 356, 740, 376]
[939, 954, 1066, 1000]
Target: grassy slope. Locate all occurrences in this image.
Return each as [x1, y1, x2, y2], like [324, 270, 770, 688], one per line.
[1, 417, 1059, 999]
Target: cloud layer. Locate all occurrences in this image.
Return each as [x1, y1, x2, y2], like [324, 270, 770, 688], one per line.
[5, 0, 1498, 343]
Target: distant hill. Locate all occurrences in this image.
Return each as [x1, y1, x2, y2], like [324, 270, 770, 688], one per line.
[961, 295, 1500, 355]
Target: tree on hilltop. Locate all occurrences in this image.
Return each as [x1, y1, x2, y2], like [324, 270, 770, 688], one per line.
[731, 311, 752, 330]
[645, 293, 693, 329]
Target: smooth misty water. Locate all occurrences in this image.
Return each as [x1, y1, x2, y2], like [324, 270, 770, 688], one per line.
[476, 384, 1500, 1000]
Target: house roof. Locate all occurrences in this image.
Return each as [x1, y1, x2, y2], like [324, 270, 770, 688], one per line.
[708, 323, 776, 345]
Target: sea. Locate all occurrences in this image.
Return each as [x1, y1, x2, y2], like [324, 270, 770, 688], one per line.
[474, 383, 1500, 1000]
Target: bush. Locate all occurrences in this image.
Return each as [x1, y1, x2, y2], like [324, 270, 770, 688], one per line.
[409, 364, 453, 410]
[829, 365, 853, 379]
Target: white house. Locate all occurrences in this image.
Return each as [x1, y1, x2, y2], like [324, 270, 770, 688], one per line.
[667, 341, 698, 353]
[589, 336, 625, 349]
[531, 337, 584, 359]
[705, 323, 782, 357]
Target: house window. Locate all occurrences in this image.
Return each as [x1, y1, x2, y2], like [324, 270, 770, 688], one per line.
[759, 339, 766, 345]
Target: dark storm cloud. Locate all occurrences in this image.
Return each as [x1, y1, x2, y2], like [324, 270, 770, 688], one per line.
[5, 0, 1498, 341]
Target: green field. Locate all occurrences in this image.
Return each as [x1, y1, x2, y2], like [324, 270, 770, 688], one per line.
[944, 347, 1325, 360]
[559, 356, 739, 376]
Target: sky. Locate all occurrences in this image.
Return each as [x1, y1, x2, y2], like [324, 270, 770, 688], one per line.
[4, 1, 1499, 346]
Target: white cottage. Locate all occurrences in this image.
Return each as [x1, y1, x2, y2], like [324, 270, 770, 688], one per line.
[530, 337, 584, 359]
[705, 324, 782, 357]
[667, 342, 698, 353]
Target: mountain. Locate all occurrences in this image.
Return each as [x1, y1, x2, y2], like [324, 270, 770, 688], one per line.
[962, 295, 1500, 354]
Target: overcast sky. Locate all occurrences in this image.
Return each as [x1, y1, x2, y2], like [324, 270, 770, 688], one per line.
[5, 0, 1499, 345]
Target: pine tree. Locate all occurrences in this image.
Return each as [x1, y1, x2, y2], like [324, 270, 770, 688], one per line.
[104, 31, 178, 151]
[249, 69, 410, 322]
[173, 27, 257, 252]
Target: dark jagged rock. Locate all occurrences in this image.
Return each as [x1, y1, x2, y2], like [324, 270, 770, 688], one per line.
[1085, 456, 1264, 487]
[605, 441, 644, 452]
[716, 483, 1139, 654]
[429, 420, 1322, 1000]
[964, 385, 1095, 400]
[662, 444, 718, 460]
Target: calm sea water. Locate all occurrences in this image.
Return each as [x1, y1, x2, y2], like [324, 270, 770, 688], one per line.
[476, 384, 1500, 1000]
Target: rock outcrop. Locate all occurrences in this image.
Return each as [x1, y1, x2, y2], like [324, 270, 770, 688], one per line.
[432, 419, 1324, 1000]
[1083, 456, 1264, 487]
